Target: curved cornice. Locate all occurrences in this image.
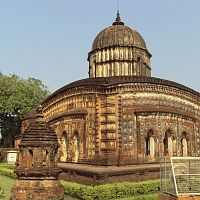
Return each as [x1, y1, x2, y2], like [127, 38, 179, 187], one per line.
[43, 76, 200, 103]
[48, 109, 88, 123]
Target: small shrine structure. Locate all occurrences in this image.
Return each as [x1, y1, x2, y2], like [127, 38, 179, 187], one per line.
[10, 108, 64, 200]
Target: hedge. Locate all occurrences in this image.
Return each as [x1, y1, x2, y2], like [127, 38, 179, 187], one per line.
[61, 180, 160, 200]
[0, 164, 16, 179]
[0, 167, 17, 179]
[0, 164, 15, 170]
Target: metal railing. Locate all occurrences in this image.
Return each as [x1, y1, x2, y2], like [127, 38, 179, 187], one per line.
[160, 157, 200, 196]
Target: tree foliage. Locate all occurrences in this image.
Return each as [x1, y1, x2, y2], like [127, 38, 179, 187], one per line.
[0, 73, 50, 147]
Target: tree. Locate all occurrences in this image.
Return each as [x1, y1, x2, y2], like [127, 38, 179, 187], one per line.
[0, 73, 50, 147]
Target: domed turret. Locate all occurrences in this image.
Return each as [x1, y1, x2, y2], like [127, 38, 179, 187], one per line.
[88, 11, 152, 78]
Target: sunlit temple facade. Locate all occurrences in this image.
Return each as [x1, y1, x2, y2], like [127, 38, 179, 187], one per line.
[42, 12, 200, 166]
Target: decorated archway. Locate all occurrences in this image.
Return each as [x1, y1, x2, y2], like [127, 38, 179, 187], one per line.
[72, 131, 79, 163]
[145, 129, 155, 159]
[163, 129, 173, 157]
[181, 132, 188, 157]
[60, 132, 68, 162]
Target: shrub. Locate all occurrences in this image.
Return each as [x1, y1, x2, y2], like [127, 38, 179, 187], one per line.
[0, 167, 16, 179]
[61, 180, 160, 200]
[0, 164, 15, 170]
[0, 164, 16, 179]
[0, 186, 4, 199]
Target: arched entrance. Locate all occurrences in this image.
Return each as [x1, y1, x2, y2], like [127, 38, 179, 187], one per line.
[72, 132, 79, 163]
[145, 129, 155, 160]
[163, 129, 173, 157]
[181, 132, 188, 157]
[60, 132, 68, 162]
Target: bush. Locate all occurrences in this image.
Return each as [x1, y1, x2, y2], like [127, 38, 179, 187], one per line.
[0, 167, 16, 179]
[0, 164, 16, 179]
[61, 180, 160, 200]
[0, 185, 4, 199]
[0, 164, 15, 170]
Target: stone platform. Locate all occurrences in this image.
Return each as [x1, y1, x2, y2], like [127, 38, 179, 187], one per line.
[58, 162, 160, 186]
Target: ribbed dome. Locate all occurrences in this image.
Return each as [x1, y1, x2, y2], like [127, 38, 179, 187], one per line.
[92, 18, 147, 51]
[88, 11, 151, 78]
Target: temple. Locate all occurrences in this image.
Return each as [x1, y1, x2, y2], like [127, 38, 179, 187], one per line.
[22, 11, 200, 184]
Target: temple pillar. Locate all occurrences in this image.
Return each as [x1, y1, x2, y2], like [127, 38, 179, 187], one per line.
[168, 137, 173, 157]
[149, 136, 155, 157]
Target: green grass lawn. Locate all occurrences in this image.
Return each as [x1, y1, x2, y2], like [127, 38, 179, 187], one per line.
[113, 193, 158, 200]
[0, 175, 14, 200]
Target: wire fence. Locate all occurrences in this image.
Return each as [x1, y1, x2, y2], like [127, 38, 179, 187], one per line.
[160, 157, 200, 196]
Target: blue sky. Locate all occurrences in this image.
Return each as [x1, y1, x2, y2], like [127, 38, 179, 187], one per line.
[0, 0, 200, 92]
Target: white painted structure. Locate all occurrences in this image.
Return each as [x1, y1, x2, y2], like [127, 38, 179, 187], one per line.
[7, 150, 18, 164]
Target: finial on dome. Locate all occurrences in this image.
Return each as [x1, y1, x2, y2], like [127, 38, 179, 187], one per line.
[112, 3, 124, 26]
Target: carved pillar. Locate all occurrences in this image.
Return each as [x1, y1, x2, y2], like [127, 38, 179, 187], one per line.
[182, 138, 187, 156]
[168, 137, 173, 157]
[83, 118, 87, 159]
[136, 116, 143, 164]
[159, 120, 164, 158]
[118, 95, 123, 165]
[193, 122, 198, 156]
[94, 95, 100, 164]
[192, 122, 198, 156]
[177, 119, 181, 156]
[149, 136, 155, 158]
[156, 114, 161, 158]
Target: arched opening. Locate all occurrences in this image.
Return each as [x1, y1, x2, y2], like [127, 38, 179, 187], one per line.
[163, 130, 173, 157]
[72, 132, 79, 163]
[145, 130, 155, 159]
[60, 132, 68, 162]
[181, 132, 188, 157]
[28, 149, 33, 167]
[45, 149, 49, 167]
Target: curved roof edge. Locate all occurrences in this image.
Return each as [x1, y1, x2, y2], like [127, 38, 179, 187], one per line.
[43, 76, 200, 103]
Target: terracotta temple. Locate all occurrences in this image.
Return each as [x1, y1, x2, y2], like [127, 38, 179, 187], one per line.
[42, 11, 200, 165]
[19, 11, 200, 185]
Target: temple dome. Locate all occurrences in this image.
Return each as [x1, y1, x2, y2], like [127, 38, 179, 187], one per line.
[92, 11, 147, 51]
[88, 11, 151, 78]
[92, 24, 147, 51]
